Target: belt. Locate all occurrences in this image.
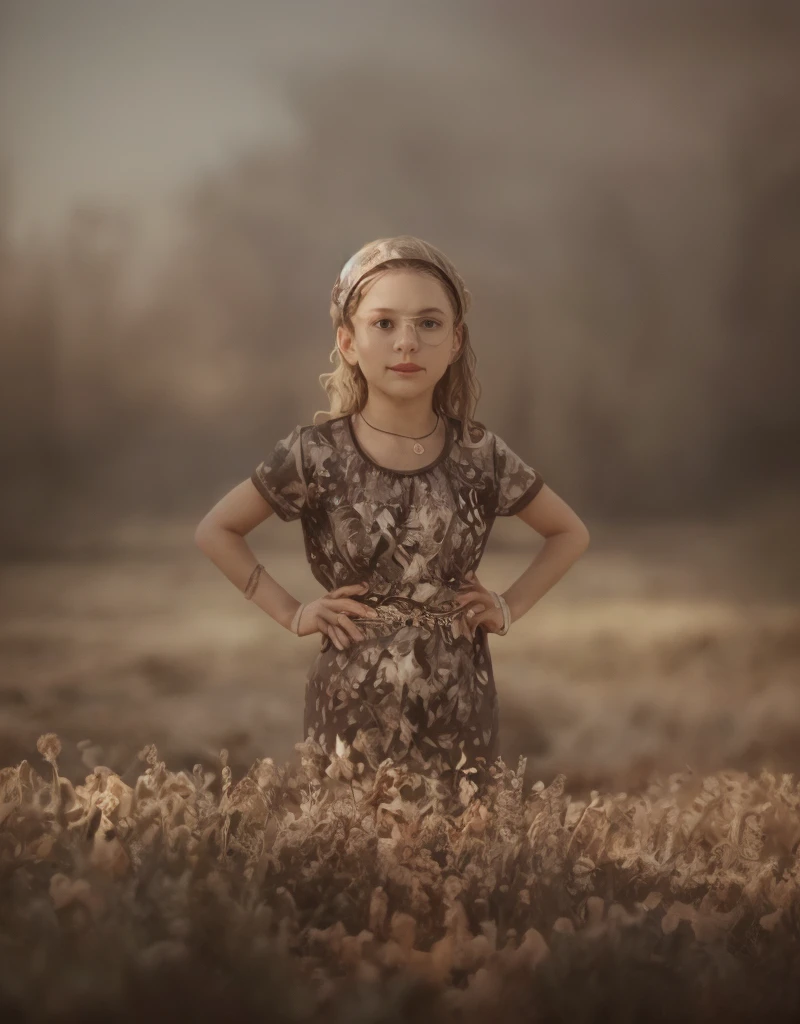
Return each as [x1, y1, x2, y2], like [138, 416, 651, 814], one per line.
[348, 595, 470, 636]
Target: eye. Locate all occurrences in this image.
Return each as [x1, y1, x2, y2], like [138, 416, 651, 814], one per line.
[372, 318, 442, 330]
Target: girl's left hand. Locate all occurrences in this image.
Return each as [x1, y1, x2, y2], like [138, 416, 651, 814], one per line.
[454, 571, 505, 637]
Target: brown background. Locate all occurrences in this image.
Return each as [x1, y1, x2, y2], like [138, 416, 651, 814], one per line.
[0, 0, 798, 791]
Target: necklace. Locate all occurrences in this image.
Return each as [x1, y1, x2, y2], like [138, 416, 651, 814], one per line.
[359, 411, 440, 455]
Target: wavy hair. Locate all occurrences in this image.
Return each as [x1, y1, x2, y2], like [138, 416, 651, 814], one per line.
[313, 254, 486, 446]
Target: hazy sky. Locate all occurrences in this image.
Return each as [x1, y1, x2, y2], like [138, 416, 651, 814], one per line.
[0, 0, 379, 243]
[0, 0, 521, 247]
[2, 0, 797, 253]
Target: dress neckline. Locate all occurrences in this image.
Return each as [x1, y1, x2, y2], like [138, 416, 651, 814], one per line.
[347, 412, 454, 476]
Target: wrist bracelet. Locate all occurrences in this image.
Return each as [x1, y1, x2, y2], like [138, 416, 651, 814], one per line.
[492, 592, 511, 635]
[244, 563, 265, 600]
[290, 602, 306, 635]
[488, 591, 509, 634]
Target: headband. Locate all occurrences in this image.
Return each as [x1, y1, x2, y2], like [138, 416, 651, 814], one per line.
[330, 235, 471, 324]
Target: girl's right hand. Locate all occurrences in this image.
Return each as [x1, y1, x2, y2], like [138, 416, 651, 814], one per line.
[297, 581, 379, 650]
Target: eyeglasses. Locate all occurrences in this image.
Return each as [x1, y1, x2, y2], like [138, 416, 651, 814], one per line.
[362, 315, 452, 347]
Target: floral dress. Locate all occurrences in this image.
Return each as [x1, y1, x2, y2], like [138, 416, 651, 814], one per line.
[250, 412, 544, 783]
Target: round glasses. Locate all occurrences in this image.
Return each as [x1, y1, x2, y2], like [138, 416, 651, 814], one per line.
[362, 314, 452, 347]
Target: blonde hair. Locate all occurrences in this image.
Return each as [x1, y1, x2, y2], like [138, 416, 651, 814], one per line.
[313, 246, 486, 446]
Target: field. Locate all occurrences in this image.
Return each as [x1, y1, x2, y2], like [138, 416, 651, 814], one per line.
[2, 506, 798, 789]
[1, 504, 799, 1020]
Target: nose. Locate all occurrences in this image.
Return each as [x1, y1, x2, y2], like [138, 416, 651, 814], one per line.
[393, 320, 421, 352]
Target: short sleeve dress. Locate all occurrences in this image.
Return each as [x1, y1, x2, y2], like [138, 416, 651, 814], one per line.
[250, 413, 544, 783]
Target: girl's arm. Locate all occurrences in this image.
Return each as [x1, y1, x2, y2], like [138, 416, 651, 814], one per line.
[194, 479, 301, 631]
[502, 483, 590, 625]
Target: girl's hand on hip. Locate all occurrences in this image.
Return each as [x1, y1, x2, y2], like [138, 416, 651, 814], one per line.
[455, 571, 505, 637]
[298, 581, 379, 650]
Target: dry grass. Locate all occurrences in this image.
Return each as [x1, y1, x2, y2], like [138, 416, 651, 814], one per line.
[1, 730, 800, 1021]
[2, 510, 799, 1018]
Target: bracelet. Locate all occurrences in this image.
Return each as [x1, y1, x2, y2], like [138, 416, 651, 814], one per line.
[497, 594, 511, 634]
[245, 563, 304, 634]
[244, 563, 265, 600]
[290, 602, 306, 635]
[489, 591, 511, 635]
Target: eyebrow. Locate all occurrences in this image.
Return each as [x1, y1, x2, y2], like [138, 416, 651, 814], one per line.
[366, 307, 447, 316]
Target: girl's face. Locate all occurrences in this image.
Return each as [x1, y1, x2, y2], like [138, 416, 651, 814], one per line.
[337, 268, 463, 404]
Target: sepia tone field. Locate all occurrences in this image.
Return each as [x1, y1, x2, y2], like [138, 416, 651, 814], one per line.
[3, 1, 799, 1015]
[1, 505, 799, 1020]
[2, 505, 797, 792]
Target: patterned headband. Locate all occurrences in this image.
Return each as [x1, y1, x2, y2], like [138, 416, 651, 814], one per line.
[330, 235, 471, 324]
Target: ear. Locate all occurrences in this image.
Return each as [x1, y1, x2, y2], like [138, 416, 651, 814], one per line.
[337, 325, 358, 367]
[450, 323, 465, 364]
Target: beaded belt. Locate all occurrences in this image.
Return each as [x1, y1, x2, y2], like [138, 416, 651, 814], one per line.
[346, 595, 471, 639]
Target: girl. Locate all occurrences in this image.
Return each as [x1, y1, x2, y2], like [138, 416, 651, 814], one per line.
[195, 235, 590, 787]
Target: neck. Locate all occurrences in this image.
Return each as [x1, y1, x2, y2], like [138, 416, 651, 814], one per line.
[359, 394, 440, 435]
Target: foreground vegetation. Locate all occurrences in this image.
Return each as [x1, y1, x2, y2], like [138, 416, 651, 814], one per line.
[1, 732, 800, 1022]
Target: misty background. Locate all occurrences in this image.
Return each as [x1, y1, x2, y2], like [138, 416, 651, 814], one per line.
[0, 0, 798, 785]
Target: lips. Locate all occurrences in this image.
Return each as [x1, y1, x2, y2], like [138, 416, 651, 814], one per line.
[390, 365, 423, 373]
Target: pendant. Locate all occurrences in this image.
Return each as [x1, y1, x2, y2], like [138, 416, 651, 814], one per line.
[413, 442, 425, 455]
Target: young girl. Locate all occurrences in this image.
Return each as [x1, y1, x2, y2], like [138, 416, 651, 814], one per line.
[195, 235, 590, 787]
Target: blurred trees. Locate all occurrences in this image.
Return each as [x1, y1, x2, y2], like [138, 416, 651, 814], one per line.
[1, 17, 799, 551]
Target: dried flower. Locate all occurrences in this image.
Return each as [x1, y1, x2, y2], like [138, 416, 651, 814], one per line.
[36, 733, 61, 764]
